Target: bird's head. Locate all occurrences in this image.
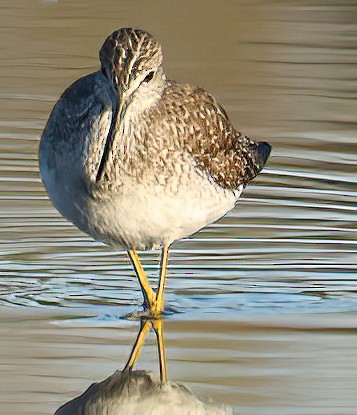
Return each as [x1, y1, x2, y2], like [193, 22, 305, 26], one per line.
[94, 28, 166, 184]
[99, 28, 165, 108]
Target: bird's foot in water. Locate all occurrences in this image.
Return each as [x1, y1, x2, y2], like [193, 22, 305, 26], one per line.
[122, 303, 177, 320]
[122, 308, 160, 320]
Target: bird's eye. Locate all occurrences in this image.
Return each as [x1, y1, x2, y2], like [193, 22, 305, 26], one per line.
[143, 71, 155, 83]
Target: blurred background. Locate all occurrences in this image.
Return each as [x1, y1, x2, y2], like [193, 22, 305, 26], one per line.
[0, 0, 356, 414]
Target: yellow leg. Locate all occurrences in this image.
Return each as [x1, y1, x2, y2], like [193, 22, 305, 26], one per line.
[127, 250, 156, 309]
[123, 319, 168, 384]
[123, 320, 151, 371]
[152, 319, 168, 383]
[152, 246, 169, 316]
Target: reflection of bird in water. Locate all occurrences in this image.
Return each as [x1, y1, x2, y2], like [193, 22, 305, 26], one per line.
[39, 28, 271, 318]
[55, 320, 229, 415]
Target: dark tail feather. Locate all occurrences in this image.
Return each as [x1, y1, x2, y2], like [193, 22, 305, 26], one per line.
[237, 138, 272, 185]
[256, 141, 272, 171]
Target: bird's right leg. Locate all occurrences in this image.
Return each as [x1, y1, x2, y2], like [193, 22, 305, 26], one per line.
[127, 250, 156, 310]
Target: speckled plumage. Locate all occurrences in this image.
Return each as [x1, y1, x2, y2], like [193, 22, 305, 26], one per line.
[39, 28, 271, 251]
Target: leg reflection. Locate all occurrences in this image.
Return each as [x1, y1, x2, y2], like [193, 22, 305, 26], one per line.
[55, 318, 229, 415]
[124, 318, 168, 383]
[152, 319, 167, 383]
[124, 319, 151, 373]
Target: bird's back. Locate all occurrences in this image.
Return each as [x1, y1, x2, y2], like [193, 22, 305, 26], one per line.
[138, 80, 271, 192]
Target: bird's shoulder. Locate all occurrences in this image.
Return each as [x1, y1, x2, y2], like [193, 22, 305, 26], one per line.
[41, 71, 114, 153]
[160, 81, 230, 127]
[152, 80, 234, 148]
[40, 71, 115, 178]
[51, 71, 114, 125]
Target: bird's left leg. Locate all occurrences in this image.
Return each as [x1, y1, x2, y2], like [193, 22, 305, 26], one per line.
[151, 245, 169, 317]
[127, 250, 156, 310]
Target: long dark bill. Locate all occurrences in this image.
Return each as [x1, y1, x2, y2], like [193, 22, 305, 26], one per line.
[95, 103, 119, 182]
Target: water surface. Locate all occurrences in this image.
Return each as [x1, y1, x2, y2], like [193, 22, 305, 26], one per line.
[0, 1, 356, 414]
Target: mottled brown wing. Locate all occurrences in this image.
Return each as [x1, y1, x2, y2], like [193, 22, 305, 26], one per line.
[164, 83, 271, 190]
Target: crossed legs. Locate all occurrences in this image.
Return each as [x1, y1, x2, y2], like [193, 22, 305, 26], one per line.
[127, 246, 169, 318]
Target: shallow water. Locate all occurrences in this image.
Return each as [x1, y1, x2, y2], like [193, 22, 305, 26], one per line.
[0, 0, 356, 414]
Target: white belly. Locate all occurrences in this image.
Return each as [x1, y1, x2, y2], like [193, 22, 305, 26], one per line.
[42, 165, 242, 250]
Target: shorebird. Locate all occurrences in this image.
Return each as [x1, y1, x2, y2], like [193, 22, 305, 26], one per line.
[39, 28, 271, 318]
